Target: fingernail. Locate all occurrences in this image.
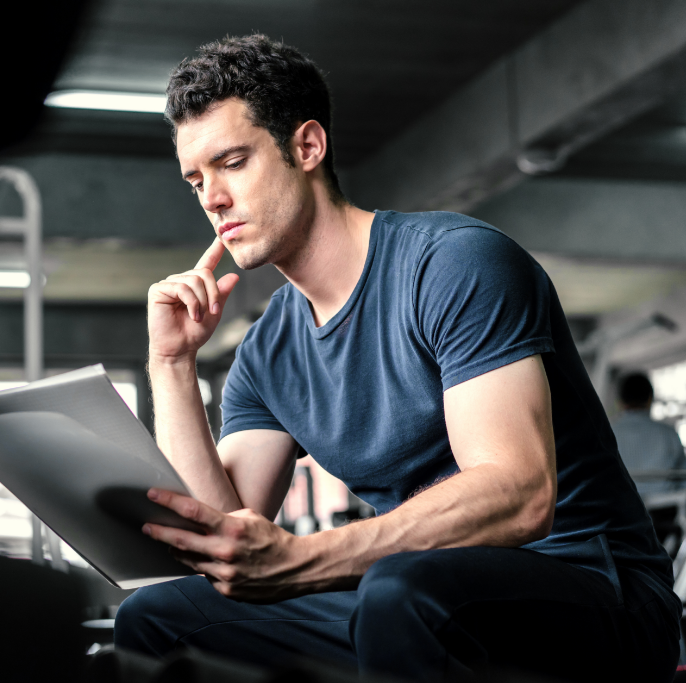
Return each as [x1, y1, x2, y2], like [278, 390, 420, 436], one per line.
[148, 488, 159, 500]
[142, 524, 151, 535]
[212, 303, 220, 315]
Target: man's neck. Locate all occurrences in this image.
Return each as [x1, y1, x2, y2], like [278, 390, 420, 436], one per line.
[276, 198, 375, 328]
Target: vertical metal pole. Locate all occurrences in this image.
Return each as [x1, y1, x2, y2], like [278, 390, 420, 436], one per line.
[0, 167, 43, 381]
[31, 516, 44, 566]
[19, 171, 43, 383]
[0, 167, 48, 565]
[304, 466, 315, 520]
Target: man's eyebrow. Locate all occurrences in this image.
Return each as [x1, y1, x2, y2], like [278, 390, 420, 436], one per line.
[211, 145, 249, 163]
[182, 145, 250, 180]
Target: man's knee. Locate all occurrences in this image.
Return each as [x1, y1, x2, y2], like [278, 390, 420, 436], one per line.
[358, 552, 429, 606]
[354, 550, 461, 631]
[351, 551, 480, 678]
[357, 548, 479, 604]
[353, 547, 502, 638]
[114, 583, 166, 653]
[114, 577, 208, 657]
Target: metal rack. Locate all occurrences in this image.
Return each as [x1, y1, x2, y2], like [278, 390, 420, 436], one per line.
[0, 166, 66, 570]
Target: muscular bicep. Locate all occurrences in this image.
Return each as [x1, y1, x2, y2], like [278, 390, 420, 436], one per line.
[216, 429, 299, 521]
[444, 355, 557, 529]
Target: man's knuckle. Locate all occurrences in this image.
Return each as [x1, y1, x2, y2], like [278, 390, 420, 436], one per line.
[229, 522, 246, 540]
[217, 546, 235, 563]
[182, 501, 201, 520]
[219, 566, 236, 582]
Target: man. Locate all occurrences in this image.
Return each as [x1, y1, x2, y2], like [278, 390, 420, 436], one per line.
[613, 373, 686, 498]
[114, 35, 680, 682]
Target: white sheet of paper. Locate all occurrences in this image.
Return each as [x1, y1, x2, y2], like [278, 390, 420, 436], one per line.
[0, 366, 201, 588]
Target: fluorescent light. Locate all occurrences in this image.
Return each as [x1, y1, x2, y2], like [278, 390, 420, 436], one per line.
[45, 90, 167, 114]
[0, 271, 30, 288]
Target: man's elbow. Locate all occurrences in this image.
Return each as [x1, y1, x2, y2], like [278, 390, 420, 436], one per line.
[520, 475, 556, 544]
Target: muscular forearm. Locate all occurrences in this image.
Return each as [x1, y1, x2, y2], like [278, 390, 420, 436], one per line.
[149, 354, 242, 512]
[145, 356, 557, 602]
[295, 463, 555, 592]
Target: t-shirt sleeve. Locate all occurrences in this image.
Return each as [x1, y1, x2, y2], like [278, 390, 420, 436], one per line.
[219, 342, 289, 441]
[413, 226, 555, 391]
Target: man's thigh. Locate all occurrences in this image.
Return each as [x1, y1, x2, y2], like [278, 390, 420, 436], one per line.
[114, 575, 358, 669]
[352, 546, 679, 682]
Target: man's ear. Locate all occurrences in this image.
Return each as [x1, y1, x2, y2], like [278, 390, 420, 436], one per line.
[292, 120, 327, 173]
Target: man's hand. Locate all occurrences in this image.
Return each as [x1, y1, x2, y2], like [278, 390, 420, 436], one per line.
[143, 488, 310, 602]
[148, 237, 239, 362]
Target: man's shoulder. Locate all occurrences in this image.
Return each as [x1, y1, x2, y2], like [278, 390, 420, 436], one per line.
[379, 209, 498, 235]
[380, 211, 539, 288]
[614, 411, 679, 437]
[378, 210, 520, 260]
[651, 418, 683, 441]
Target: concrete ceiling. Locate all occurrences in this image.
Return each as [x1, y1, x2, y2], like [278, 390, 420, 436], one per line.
[37, 0, 582, 167]
[533, 254, 686, 317]
[561, 92, 686, 183]
[4, 0, 686, 369]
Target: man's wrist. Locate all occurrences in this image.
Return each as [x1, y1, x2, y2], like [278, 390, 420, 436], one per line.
[293, 522, 377, 592]
[148, 349, 198, 370]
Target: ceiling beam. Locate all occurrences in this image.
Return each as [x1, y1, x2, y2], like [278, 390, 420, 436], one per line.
[595, 281, 686, 372]
[473, 177, 686, 263]
[345, 0, 686, 213]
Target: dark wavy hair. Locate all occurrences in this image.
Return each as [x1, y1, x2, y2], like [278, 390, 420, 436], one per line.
[166, 34, 344, 203]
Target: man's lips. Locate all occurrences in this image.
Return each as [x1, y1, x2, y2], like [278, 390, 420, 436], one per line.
[218, 222, 246, 240]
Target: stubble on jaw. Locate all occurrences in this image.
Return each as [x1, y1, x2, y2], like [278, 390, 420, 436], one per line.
[228, 215, 314, 273]
[225, 179, 317, 273]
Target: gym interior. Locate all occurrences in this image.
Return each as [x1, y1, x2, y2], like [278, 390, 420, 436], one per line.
[3, 1, 686, 681]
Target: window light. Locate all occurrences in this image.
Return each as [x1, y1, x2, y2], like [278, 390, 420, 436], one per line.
[0, 271, 30, 288]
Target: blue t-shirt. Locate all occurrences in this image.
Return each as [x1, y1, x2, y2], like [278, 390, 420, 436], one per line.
[220, 210, 679, 616]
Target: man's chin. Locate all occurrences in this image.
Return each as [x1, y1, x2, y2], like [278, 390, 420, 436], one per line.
[229, 247, 271, 271]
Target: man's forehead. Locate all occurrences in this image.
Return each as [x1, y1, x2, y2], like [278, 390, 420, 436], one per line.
[176, 98, 254, 165]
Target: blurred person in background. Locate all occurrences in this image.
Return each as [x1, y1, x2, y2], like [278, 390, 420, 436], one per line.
[613, 373, 686, 498]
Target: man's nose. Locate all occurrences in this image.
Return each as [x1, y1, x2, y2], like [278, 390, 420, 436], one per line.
[202, 177, 232, 213]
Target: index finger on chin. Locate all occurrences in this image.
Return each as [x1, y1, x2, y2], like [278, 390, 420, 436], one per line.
[195, 236, 225, 272]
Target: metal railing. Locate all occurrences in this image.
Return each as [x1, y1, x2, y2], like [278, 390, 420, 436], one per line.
[0, 166, 67, 571]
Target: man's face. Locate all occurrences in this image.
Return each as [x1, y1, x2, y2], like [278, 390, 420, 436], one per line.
[177, 98, 313, 270]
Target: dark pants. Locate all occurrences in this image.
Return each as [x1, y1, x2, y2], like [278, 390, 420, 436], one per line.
[114, 547, 679, 682]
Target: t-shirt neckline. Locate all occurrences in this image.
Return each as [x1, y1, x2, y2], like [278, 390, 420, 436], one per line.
[298, 210, 381, 340]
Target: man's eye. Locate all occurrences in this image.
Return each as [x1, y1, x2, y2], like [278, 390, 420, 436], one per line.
[227, 158, 246, 170]
[191, 183, 203, 195]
